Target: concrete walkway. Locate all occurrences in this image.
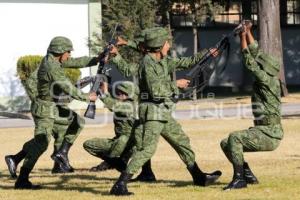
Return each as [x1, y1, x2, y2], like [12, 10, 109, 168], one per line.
[1, 103, 300, 128]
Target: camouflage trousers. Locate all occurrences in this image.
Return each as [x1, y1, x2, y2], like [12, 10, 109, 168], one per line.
[220, 125, 282, 166]
[53, 105, 85, 151]
[22, 104, 84, 171]
[83, 135, 133, 159]
[83, 122, 141, 160]
[126, 117, 195, 174]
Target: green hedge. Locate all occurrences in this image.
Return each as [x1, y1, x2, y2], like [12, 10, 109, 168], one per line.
[16, 55, 81, 84]
[17, 55, 43, 80]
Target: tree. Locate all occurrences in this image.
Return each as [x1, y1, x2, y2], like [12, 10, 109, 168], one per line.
[168, 0, 223, 100]
[89, 0, 158, 63]
[258, 0, 288, 96]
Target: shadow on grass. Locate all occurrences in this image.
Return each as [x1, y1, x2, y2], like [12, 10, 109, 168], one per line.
[0, 169, 226, 194]
[139, 179, 225, 188]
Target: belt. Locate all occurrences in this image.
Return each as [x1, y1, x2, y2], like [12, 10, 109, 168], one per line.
[140, 99, 165, 104]
[254, 116, 281, 126]
[38, 95, 52, 101]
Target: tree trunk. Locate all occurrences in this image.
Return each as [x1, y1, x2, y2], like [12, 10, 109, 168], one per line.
[258, 0, 288, 96]
[191, 2, 198, 101]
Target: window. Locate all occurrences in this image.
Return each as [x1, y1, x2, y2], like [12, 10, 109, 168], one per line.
[286, 0, 300, 24]
[214, 0, 242, 25]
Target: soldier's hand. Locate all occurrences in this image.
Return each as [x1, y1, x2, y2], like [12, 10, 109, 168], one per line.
[116, 36, 128, 46]
[176, 79, 190, 89]
[109, 45, 118, 56]
[100, 81, 109, 94]
[239, 23, 247, 37]
[209, 48, 219, 57]
[89, 92, 98, 101]
[243, 20, 253, 33]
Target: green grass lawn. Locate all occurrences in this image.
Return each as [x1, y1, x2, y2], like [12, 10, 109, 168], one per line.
[0, 119, 300, 200]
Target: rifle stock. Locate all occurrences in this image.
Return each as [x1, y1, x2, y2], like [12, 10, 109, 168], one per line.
[83, 25, 120, 119]
[84, 73, 108, 119]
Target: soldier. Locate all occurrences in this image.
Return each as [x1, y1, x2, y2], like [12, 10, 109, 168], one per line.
[5, 57, 96, 178]
[13, 36, 98, 189]
[83, 81, 140, 173]
[109, 27, 222, 196]
[220, 21, 284, 190]
[86, 30, 157, 183]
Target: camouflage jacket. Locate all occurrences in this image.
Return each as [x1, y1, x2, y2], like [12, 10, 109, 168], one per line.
[37, 54, 98, 102]
[111, 54, 139, 77]
[22, 56, 98, 103]
[242, 41, 283, 139]
[138, 50, 208, 121]
[100, 93, 138, 138]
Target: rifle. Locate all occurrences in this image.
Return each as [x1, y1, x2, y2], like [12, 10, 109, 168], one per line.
[75, 76, 95, 89]
[56, 76, 96, 105]
[84, 24, 120, 119]
[178, 22, 246, 99]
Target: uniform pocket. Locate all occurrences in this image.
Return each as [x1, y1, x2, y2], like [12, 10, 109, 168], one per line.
[32, 99, 58, 119]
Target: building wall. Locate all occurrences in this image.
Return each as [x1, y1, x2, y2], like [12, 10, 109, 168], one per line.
[173, 26, 300, 88]
[0, 0, 90, 101]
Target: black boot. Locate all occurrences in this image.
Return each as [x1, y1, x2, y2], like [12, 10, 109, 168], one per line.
[5, 156, 18, 179]
[15, 167, 41, 190]
[98, 154, 126, 173]
[131, 160, 156, 182]
[90, 161, 113, 172]
[187, 162, 222, 186]
[110, 172, 134, 196]
[243, 162, 259, 184]
[51, 141, 74, 172]
[5, 150, 27, 179]
[51, 161, 71, 174]
[223, 165, 247, 190]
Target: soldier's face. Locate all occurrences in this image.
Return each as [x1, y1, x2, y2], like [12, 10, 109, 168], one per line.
[61, 51, 71, 62]
[161, 41, 170, 56]
[117, 94, 128, 101]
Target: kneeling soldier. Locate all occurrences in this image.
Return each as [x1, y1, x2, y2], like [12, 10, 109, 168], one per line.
[83, 81, 156, 179]
[220, 21, 284, 190]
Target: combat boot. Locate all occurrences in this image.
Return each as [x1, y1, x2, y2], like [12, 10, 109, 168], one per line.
[51, 162, 70, 174]
[243, 162, 259, 184]
[51, 141, 74, 172]
[187, 162, 222, 186]
[98, 154, 126, 172]
[131, 160, 156, 182]
[15, 167, 41, 190]
[5, 155, 18, 179]
[5, 150, 26, 179]
[223, 165, 247, 190]
[90, 161, 113, 172]
[110, 172, 133, 196]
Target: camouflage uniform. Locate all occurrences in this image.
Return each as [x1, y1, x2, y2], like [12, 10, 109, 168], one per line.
[83, 81, 139, 162]
[21, 37, 98, 172]
[220, 40, 283, 190]
[20, 57, 96, 155]
[126, 51, 210, 174]
[220, 41, 283, 166]
[110, 28, 221, 196]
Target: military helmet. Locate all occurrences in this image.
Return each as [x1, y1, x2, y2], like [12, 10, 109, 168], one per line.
[255, 52, 280, 76]
[116, 81, 139, 99]
[144, 27, 170, 48]
[47, 36, 74, 54]
[135, 29, 149, 44]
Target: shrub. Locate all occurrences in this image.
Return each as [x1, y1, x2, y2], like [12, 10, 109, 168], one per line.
[16, 55, 81, 83]
[17, 55, 43, 80]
